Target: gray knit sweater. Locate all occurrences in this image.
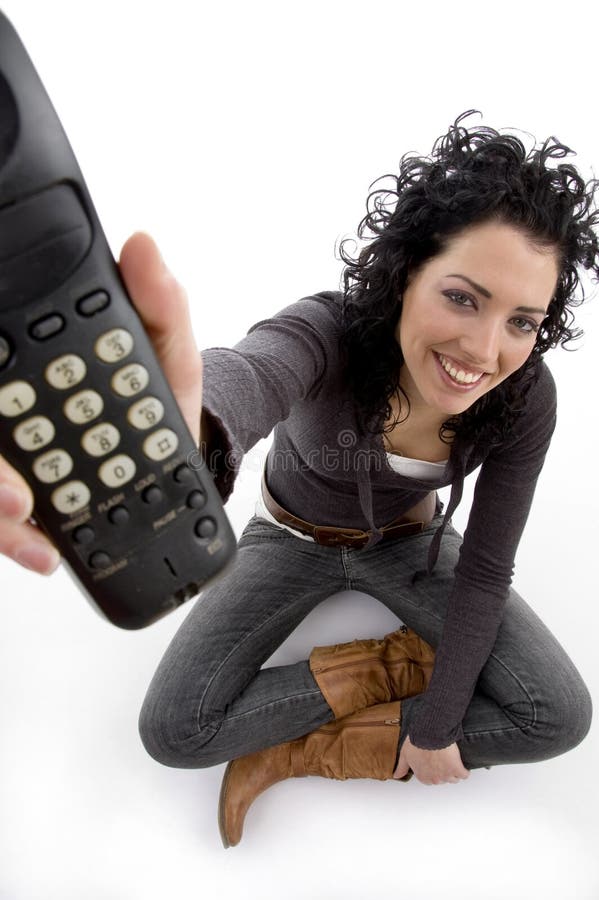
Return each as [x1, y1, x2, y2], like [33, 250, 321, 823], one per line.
[200, 291, 557, 750]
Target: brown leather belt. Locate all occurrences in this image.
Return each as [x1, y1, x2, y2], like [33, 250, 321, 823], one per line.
[261, 473, 437, 549]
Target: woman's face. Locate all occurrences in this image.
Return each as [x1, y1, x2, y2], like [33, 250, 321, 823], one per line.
[396, 220, 560, 420]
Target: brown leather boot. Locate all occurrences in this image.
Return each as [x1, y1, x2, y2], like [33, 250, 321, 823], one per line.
[309, 624, 434, 719]
[218, 701, 402, 848]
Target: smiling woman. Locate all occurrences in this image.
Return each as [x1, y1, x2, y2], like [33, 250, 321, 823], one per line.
[132, 111, 599, 846]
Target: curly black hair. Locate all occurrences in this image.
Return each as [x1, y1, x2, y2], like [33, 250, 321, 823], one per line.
[339, 109, 599, 448]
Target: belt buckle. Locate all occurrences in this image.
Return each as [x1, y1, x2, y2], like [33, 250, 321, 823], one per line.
[313, 525, 369, 548]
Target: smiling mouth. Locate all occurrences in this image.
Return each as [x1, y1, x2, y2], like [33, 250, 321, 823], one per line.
[435, 353, 486, 386]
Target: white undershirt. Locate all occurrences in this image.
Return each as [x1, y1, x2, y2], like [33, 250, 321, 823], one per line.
[254, 453, 448, 541]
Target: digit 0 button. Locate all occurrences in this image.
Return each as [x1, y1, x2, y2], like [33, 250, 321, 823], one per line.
[143, 428, 179, 462]
[111, 363, 149, 398]
[63, 389, 103, 424]
[81, 422, 120, 457]
[98, 454, 136, 488]
[45, 354, 86, 390]
[52, 480, 91, 514]
[33, 448, 73, 483]
[0, 380, 36, 418]
[127, 396, 164, 430]
[95, 328, 133, 363]
[13, 415, 55, 451]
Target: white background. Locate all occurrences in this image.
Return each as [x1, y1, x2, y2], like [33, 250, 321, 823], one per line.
[1, 1, 598, 898]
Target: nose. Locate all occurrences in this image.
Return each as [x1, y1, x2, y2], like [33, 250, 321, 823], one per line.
[458, 315, 502, 370]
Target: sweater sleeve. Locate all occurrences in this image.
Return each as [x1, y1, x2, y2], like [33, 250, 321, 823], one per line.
[199, 292, 341, 502]
[408, 364, 558, 751]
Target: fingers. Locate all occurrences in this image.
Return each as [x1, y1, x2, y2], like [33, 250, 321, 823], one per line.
[118, 232, 203, 443]
[0, 455, 60, 575]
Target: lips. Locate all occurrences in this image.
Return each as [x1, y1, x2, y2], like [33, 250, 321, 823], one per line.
[435, 352, 487, 387]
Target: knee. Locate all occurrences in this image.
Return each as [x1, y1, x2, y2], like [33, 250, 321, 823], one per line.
[522, 672, 592, 759]
[138, 687, 223, 769]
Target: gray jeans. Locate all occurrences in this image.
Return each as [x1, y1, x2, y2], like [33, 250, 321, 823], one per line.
[138, 514, 592, 770]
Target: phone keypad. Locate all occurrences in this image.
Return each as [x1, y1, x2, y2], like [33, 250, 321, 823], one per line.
[111, 363, 149, 397]
[142, 427, 179, 462]
[33, 448, 73, 483]
[94, 328, 133, 363]
[128, 396, 164, 430]
[64, 389, 104, 424]
[13, 415, 55, 451]
[98, 453, 136, 488]
[45, 354, 87, 390]
[51, 480, 91, 514]
[81, 422, 120, 457]
[0, 380, 36, 417]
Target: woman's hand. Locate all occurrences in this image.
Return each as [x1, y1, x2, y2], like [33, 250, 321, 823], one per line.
[393, 734, 470, 785]
[0, 231, 203, 576]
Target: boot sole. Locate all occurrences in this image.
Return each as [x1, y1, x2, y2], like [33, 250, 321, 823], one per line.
[218, 761, 235, 849]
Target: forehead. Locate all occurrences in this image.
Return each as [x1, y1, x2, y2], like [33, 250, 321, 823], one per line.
[428, 221, 559, 303]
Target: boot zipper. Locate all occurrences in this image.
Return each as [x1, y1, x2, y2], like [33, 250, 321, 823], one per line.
[320, 717, 400, 732]
[311, 656, 433, 675]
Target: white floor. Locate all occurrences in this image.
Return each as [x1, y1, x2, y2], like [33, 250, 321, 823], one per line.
[1, 2, 599, 896]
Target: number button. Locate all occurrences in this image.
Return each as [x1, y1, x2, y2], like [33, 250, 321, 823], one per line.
[81, 422, 121, 458]
[33, 448, 73, 484]
[127, 396, 164, 430]
[142, 428, 179, 462]
[111, 363, 149, 398]
[63, 389, 103, 424]
[0, 381, 36, 418]
[52, 480, 91, 514]
[95, 328, 134, 363]
[13, 416, 55, 451]
[98, 453, 136, 488]
[45, 354, 87, 390]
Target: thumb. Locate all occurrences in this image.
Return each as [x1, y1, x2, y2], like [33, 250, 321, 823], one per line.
[393, 748, 410, 781]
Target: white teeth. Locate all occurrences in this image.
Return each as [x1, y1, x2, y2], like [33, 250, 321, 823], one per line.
[438, 354, 483, 385]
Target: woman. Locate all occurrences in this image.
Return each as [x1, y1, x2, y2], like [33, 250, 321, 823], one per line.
[0, 112, 594, 847]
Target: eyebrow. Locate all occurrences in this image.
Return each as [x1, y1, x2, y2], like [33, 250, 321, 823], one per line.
[446, 273, 547, 316]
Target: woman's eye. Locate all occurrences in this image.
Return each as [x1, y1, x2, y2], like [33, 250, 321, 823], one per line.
[445, 290, 474, 307]
[511, 317, 539, 334]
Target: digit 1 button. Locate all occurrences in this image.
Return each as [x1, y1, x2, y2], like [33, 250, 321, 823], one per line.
[0, 381, 36, 418]
[13, 415, 55, 451]
[95, 328, 133, 363]
[142, 428, 179, 462]
[51, 480, 91, 514]
[45, 354, 86, 390]
[194, 517, 217, 539]
[98, 454, 136, 488]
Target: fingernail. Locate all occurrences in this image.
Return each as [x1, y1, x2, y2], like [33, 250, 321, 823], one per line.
[15, 542, 60, 574]
[0, 484, 26, 517]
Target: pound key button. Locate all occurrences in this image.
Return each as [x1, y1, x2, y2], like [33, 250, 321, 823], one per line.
[194, 517, 217, 539]
[89, 550, 112, 570]
[29, 313, 65, 341]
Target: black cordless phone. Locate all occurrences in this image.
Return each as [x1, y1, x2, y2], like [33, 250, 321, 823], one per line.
[0, 11, 237, 629]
